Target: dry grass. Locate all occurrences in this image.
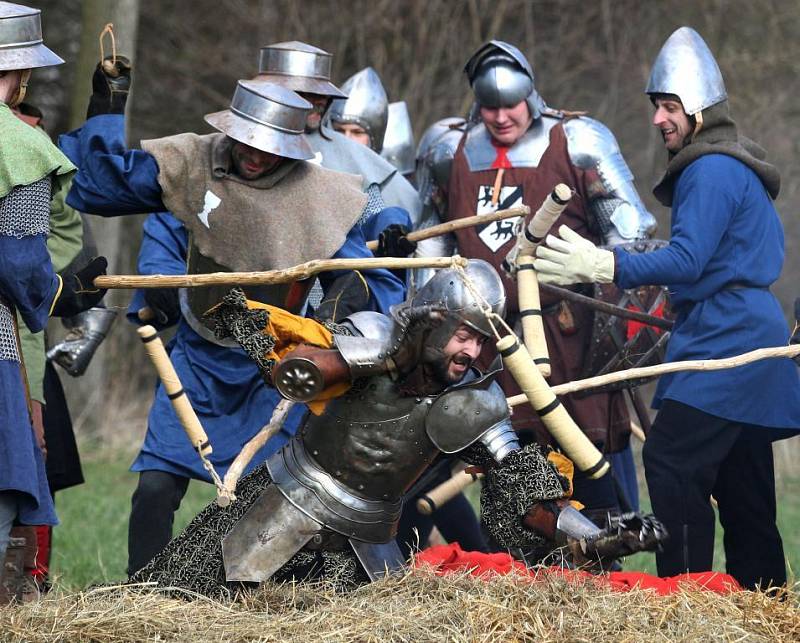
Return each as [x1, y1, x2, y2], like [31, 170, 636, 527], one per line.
[2, 568, 798, 642]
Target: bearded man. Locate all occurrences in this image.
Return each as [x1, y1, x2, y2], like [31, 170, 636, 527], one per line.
[129, 259, 665, 597]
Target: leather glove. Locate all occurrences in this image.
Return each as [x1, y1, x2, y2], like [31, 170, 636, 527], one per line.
[87, 55, 132, 118]
[386, 305, 445, 378]
[144, 287, 181, 327]
[47, 307, 117, 376]
[376, 224, 417, 258]
[51, 257, 108, 318]
[314, 272, 369, 323]
[533, 225, 615, 285]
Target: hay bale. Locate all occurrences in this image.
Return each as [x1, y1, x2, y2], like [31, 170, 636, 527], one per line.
[1, 569, 798, 642]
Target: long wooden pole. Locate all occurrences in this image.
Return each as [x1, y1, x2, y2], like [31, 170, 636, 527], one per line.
[364, 205, 530, 252]
[95, 256, 468, 289]
[506, 344, 800, 407]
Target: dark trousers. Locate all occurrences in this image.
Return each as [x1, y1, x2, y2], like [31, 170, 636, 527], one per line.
[643, 400, 786, 590]
[127, 470, 190, 576]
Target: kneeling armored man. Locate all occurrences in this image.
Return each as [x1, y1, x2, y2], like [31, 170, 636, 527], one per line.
[132, 260, 665, 597]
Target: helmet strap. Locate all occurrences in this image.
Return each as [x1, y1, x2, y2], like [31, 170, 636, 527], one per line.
[690, 109, 704, 141]
[8, 69, 31, 108]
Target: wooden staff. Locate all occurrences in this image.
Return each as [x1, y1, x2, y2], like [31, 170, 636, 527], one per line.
[364, 205, 530, 251]
[505, 344, 800, 407]
[95, 256, 468, 289]
[137, 325, 212, 456]
[416, 469, 483, 515]
[216, 398, 296, 507]
[498, 335, 610, 479]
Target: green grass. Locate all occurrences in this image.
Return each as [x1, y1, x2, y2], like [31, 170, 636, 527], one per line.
[48, 447, 799, 590]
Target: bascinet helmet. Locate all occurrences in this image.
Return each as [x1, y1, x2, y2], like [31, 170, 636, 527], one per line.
[464, 40, 546, 119]
[394, 259, 506, 353]
[255, 41, 346, 98]
[204, 80, 314, 161]
[0, 2, 63, 71]
[645, 27, 726, 115]
[327, 67, 389, 152]
[381, 101, 415, 174]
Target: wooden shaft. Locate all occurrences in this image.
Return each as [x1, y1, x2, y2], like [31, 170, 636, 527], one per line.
[137, 325, 212, 456]
[497, 335, 609, 479]
[539, 282, 674, 330]
[527, 183, 573, 246]
[506, 344, 800, 407]
[415, 469, 484, 515]
[95, 256, 468, 289]
[517, 256, 550, 377]
[364, 205, 530, 251]
[216, 398, 295, 507]
[490, 168, 505, 206]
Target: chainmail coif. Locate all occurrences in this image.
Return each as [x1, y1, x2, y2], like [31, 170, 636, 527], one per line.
[463, 443, 571, 550]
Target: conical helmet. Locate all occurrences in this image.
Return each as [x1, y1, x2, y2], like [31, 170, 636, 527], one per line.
[204, 80, 314, 161]
[0, 2, 63, 71]
[645, 27, 726, 115]
[464, 40, 546, 119]
[255, 41, 346, 98]
[381, 101, 415, 175]
[327, 67, 389, 152]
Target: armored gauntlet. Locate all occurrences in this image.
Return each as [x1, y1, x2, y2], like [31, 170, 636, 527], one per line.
[47, 307, 116, 376]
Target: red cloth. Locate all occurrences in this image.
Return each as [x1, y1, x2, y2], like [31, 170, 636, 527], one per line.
[415, 543, 741, 596]
[625, 301, 667, 340]
[490, 144, 512, 169]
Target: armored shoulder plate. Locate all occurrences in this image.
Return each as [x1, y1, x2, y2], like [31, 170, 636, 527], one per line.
[463, 116, 560, 172]
[341, 311, 394, 340]
[564, 117, 656, 242]
[426, 378, 509, 454]
[334, 311, 395, 379]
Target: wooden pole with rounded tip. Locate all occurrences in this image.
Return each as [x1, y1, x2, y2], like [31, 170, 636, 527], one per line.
[497, 334, 609, 479]
[517, 257, 550, 377]
[216, 398, 296, 507]
[416, 469, 484, 516]
[136, 325, 212, 457]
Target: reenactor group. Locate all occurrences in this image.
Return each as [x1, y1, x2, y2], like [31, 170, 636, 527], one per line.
[1, 0, 797, 602]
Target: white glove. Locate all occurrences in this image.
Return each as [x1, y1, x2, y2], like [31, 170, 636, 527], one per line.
[533, 225, 615, 285]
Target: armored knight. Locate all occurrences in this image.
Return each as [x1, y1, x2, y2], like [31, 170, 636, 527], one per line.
[253, 42, 421, 234]
[0, 0, 108, 600]
[432, 41, 657, 523]
[61, 58, 406, 576]
[130, 260, 665, 595]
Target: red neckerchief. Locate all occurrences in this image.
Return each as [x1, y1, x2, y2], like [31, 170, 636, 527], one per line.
[490, 141, 513, 170]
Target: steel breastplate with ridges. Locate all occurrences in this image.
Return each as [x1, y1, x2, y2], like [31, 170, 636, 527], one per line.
[180, 234, 313, 346]
[301, 374, 440, 504]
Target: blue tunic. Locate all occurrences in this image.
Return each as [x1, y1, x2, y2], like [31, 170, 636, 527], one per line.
[0, 230, 59, 525]
[615, 154, 800, 433]
[61, 115, 406, 480]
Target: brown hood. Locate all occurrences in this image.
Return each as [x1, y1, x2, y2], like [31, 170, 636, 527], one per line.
[653, 100, 780, 206]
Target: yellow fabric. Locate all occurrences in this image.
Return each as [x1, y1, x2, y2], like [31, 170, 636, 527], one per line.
[244, 300, 351, 413]
[546, 451, 584, 511]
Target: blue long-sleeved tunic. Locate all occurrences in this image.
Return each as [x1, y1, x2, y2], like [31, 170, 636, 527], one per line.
[615, 154, 800, 432]
[60, 115, 406, 479]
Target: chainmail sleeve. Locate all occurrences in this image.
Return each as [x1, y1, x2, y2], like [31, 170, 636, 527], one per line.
[460, 441, 571, 550]
[0, 177, 53, 362]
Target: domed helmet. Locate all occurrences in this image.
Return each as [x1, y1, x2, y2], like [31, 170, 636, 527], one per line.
[254, 40, 346, 98]
[393, 259, 506, 354]
[415, 117, 463, 211]
[464, 40, 546, 119]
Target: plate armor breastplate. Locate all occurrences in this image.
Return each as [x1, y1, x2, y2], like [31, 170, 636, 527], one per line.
[302, 374, 440, 503]
[180, 235, 313, 346]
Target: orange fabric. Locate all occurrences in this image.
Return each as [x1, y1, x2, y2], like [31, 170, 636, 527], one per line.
[546, 451, 584, 511]
[244, 300, 352, 413]
[415, 543, 742, 595]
